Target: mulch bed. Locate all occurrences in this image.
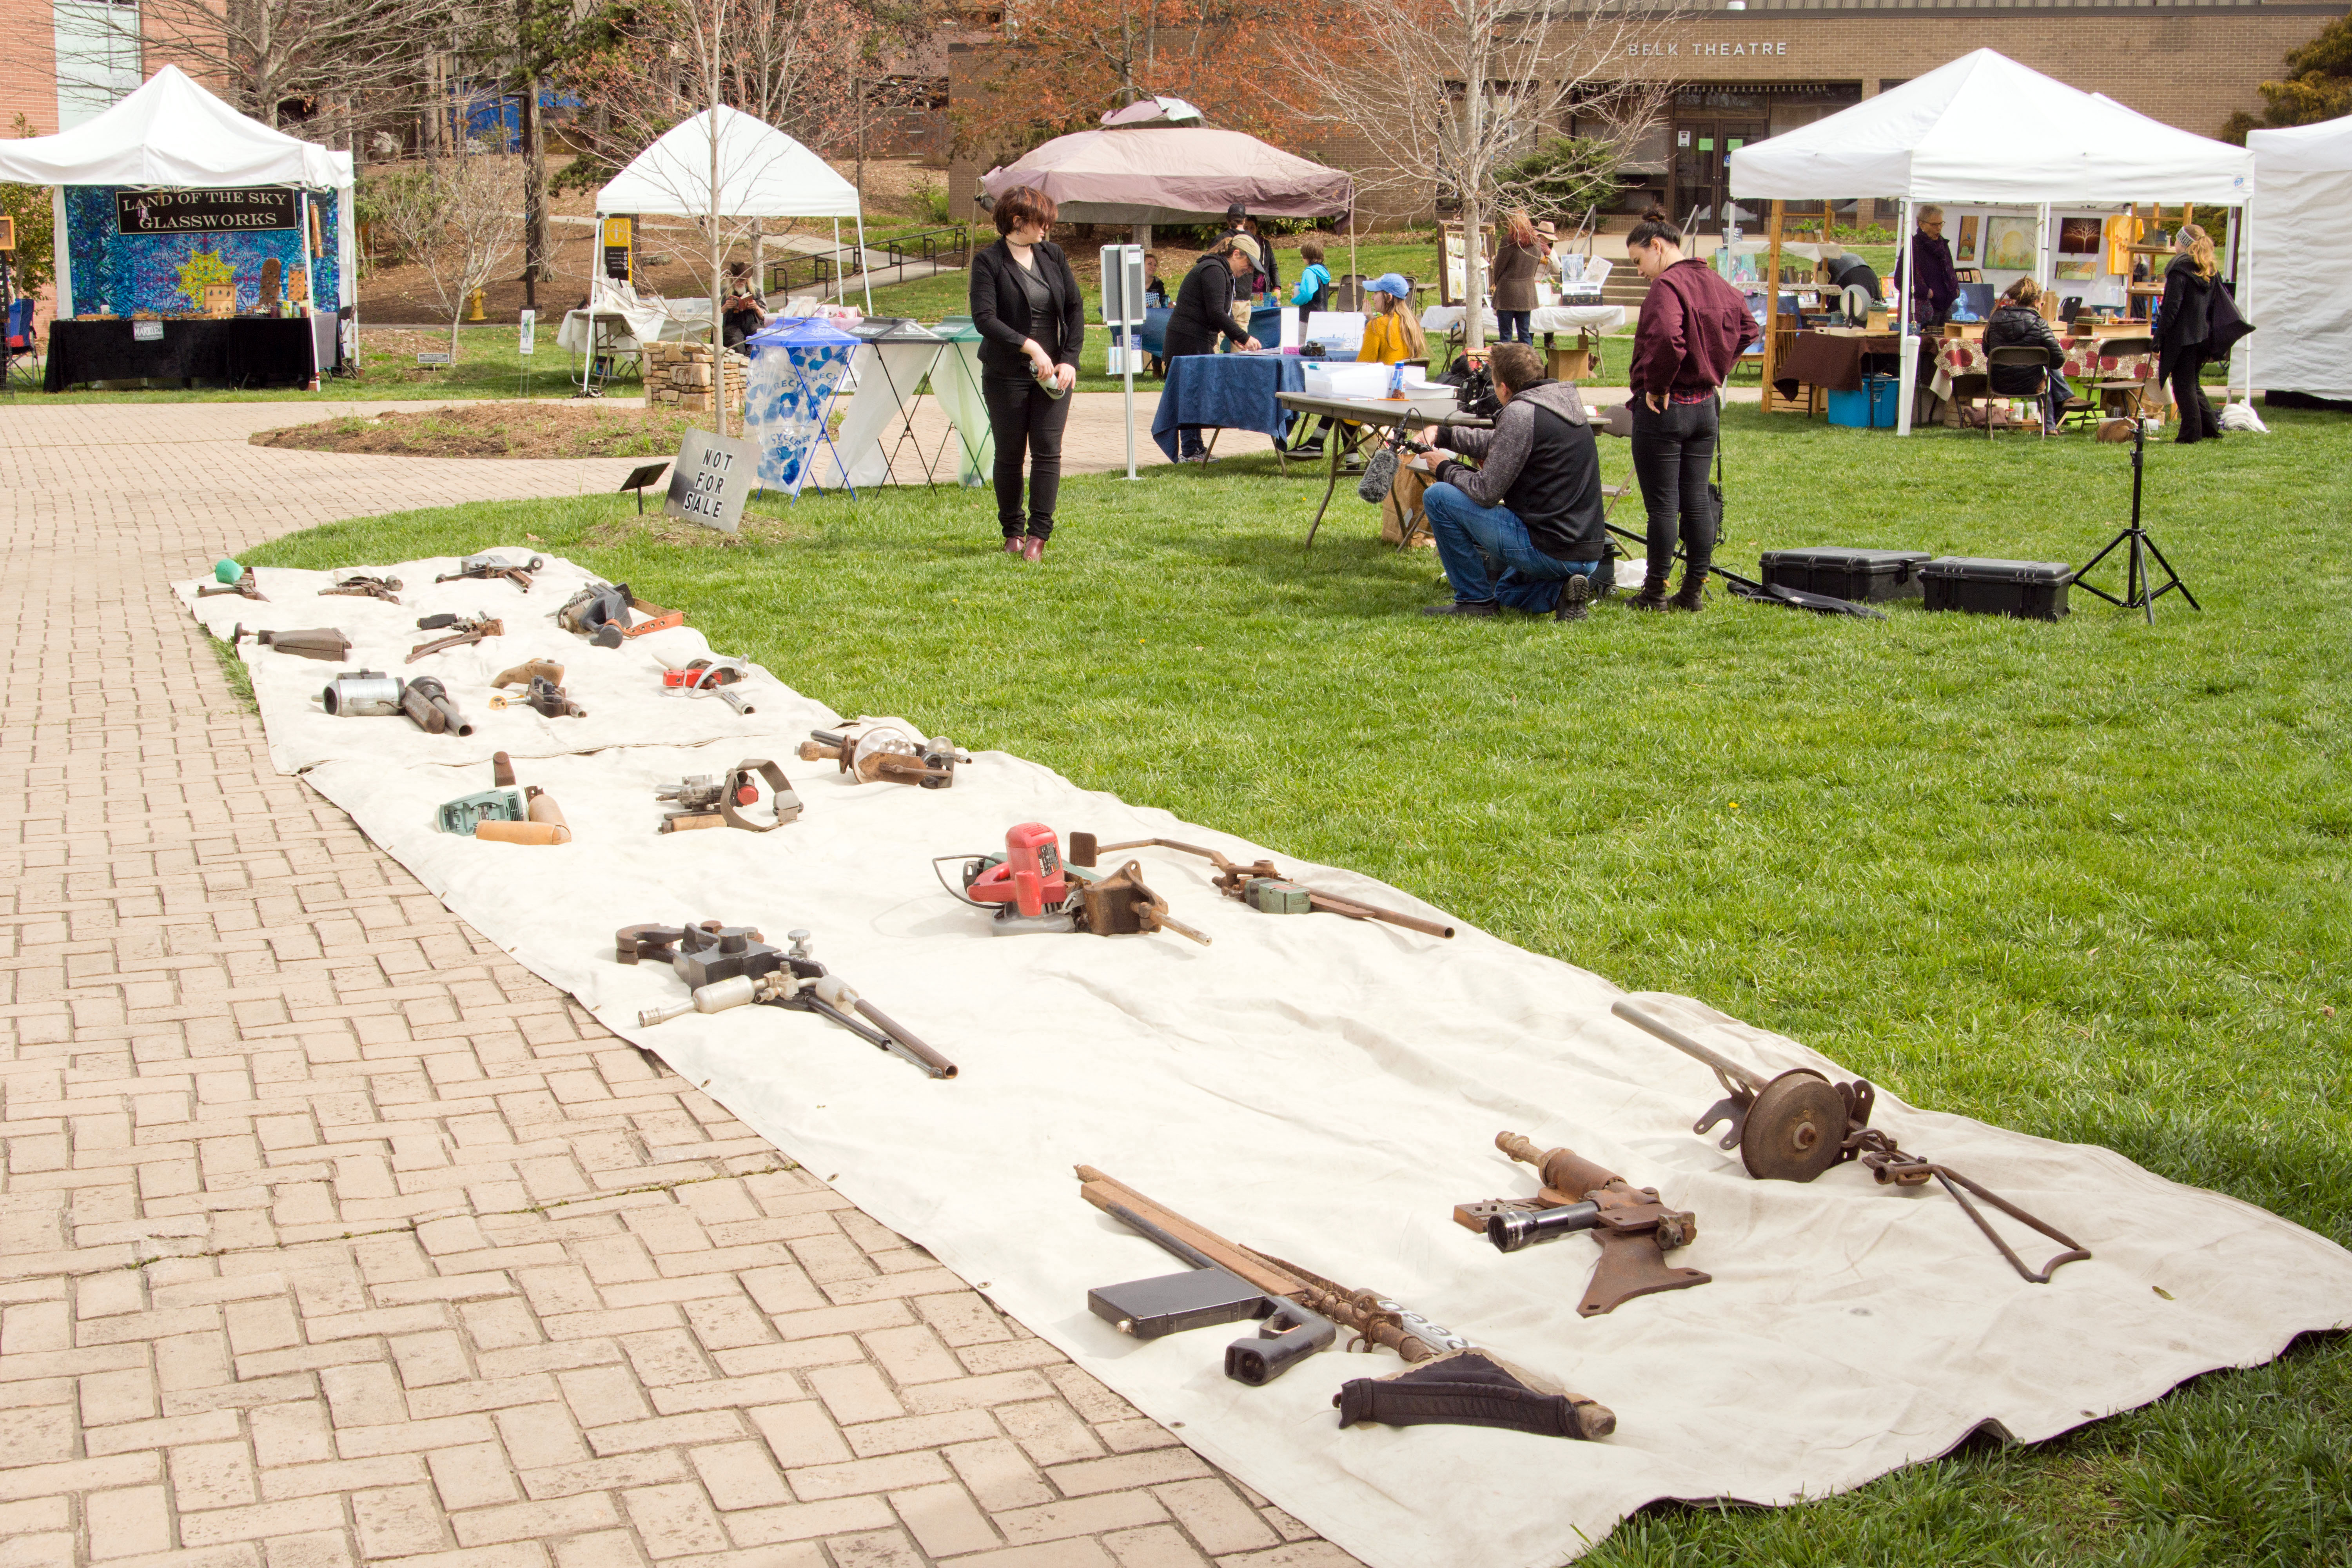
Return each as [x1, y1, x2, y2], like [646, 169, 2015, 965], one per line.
[252, 403, 697, 460]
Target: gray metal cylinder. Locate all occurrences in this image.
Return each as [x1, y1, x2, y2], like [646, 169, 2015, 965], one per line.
[323, 670, 404, 717]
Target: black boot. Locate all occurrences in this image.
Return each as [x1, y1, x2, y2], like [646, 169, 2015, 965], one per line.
[1626, 571, 1672, 612]
[1670, 568, 1707, 612]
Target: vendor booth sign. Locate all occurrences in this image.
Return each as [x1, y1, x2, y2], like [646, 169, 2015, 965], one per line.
[116, 188, 297, 234]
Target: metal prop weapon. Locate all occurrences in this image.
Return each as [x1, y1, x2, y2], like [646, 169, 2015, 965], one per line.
[1612, 1000, 2090, 1283]
[1072, 834, 1453, 939]
[616, 922, 954, 1078]
[1453, 1133, 1708, 1316]
[1076, 1166, 1614, 1437]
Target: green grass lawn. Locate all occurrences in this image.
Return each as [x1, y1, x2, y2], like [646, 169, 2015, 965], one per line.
[237, 405, 2352, 1563]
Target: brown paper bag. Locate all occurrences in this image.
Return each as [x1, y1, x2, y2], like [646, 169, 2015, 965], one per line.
[1381, 464, 1435, 547]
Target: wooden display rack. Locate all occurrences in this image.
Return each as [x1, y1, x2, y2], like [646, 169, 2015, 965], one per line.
[1759, 201, 1830, 416]
[2122, 201, 2190, 319]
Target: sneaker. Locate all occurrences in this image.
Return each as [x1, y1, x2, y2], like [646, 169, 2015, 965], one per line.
[1420, 600, 1499, 618]
[1555, 574, 1591, 623]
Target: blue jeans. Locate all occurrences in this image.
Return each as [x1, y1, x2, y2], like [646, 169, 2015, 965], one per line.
[1422, 482, 1597, 612]
[1497, 310, 1532, 344]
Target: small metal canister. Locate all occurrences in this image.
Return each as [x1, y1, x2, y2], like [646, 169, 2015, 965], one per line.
[1243, 877, 1312, 915]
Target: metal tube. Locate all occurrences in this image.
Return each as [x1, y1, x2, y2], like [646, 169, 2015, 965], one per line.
[854, 998, 956, 1079]
[1610, 1000, 1763, 1094]
[1305, 891, 1454, 940]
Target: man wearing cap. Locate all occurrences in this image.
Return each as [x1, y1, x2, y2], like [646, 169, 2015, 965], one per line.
[1399, 341, 1608, 621]
[1164, 235, 1266, 463]
[1219, 205, 1278, 305]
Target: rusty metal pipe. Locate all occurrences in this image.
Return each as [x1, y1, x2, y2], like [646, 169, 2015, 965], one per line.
[1611, 1000, 1765, 1096]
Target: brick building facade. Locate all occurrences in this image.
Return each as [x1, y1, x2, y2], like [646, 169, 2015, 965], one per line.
[947, 1, 2348, 229]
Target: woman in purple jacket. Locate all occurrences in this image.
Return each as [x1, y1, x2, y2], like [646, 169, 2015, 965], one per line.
[1622, 207, 1759, 612]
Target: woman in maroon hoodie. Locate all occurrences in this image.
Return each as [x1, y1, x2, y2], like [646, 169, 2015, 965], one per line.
[1622, 207, 1759, 611]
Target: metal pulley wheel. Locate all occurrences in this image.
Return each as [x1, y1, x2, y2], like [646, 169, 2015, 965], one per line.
[1740, 1071, 1850, 1182]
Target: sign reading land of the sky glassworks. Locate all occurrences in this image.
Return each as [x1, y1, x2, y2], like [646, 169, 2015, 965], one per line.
[116, 189, 299, 235]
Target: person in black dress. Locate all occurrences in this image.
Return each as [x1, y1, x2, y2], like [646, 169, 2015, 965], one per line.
[969, 185, 1086, 559]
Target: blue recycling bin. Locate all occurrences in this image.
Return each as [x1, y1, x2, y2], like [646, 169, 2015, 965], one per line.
[1828, 374, 1899, 429]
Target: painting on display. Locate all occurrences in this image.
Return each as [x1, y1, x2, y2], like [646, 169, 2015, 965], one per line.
[1983, 217, 2037, 272]
[1955, 215, 1979, 265]
[2057, 218, 2102, 255]
[2054, 257, 2098, 282]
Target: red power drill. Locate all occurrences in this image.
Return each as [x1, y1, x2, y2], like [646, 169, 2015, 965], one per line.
[965, 823, 1066, 917]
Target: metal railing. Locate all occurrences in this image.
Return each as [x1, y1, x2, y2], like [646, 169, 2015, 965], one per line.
[765, 225, 975, 297]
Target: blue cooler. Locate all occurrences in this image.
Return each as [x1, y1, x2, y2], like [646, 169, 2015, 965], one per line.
[1827, 374, 1898, 429]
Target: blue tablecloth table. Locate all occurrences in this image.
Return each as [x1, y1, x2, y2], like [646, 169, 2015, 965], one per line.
[1149, 353, 1307, 460]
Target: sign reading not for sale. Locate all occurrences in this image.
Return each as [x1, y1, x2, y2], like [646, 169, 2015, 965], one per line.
[116, 188, 299, 234]
[664, 428, 762, 535]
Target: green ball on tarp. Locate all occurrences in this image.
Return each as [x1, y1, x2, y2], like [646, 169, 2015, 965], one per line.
[214, 559, 245, 584]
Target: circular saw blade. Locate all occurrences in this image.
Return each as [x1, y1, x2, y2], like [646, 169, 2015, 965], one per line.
[1741, 1071, 1849, 1182]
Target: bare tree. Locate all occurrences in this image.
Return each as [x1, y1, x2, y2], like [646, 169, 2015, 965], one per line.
[563, 0, 897, 435]
[127, 0, 443, 131]
[370, 145, 523, 358]
[1284, 0, 1677, 353]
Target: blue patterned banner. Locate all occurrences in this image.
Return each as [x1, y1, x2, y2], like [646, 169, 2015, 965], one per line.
[68, 185, 339, 316]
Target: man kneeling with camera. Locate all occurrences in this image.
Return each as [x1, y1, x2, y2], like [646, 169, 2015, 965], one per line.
[1404, 342, 1609, 621]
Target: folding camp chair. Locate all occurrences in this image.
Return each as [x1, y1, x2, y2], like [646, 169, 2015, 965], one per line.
[3, 300, 36, 393]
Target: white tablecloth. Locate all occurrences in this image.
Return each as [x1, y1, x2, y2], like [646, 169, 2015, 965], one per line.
[555, 298, 715, 357]
[1421, 303, 1627, 337]
[806, 338, 948, 490]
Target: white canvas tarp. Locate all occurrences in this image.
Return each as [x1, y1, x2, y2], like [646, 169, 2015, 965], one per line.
[2247, 116, 2352, 401]
[1728, 50, 2254, 206]
[177, 557, 2352, 1568]
[597, 106, 860, 220]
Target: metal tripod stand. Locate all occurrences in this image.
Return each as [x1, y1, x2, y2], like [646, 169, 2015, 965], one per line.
[2074, 417, 2198, 623]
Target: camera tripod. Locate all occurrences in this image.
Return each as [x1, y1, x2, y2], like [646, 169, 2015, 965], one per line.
[2074, 417, 2197, 623]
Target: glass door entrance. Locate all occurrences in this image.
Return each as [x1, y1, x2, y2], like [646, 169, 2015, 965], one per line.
[1670, 120, 1764, 236]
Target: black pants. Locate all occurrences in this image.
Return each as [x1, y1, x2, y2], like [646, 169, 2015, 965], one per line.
[1631, 396, 1720, 583]
[2169, 348, 2220, 443]
[983, 372, 1072, 537]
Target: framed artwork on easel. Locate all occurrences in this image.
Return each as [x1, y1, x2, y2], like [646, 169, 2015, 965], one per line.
[1955, 215, 1979, 265]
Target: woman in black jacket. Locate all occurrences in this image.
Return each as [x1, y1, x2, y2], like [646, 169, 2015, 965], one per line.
[2156, 224, 2221, 445]
[970, 186, 1086, 558]
[1162, 238, 1262, 462]
[1981, 278, 2071, 434]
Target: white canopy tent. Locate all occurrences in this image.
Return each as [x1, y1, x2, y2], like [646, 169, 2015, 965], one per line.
[0, 64, 357, 331]
[2245, 116, 2352, 403]
[1729, 50, 2255, 431]
[596, 107, 872, 316]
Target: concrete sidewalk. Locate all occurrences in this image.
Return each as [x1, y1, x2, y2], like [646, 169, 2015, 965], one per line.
[0, 402, 1356, 1568]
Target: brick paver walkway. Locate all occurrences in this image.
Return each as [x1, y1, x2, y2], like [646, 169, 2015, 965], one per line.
[0, 403, 1353, 1568]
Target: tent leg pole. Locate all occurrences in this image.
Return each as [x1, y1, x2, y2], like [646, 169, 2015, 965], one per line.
[857, 211, 873, 315]
[1896, 197, 1915, 437]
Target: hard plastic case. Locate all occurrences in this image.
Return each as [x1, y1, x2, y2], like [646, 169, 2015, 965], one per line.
[1918, 557, 2074, 620]
[1759, 547, 1932, 602]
